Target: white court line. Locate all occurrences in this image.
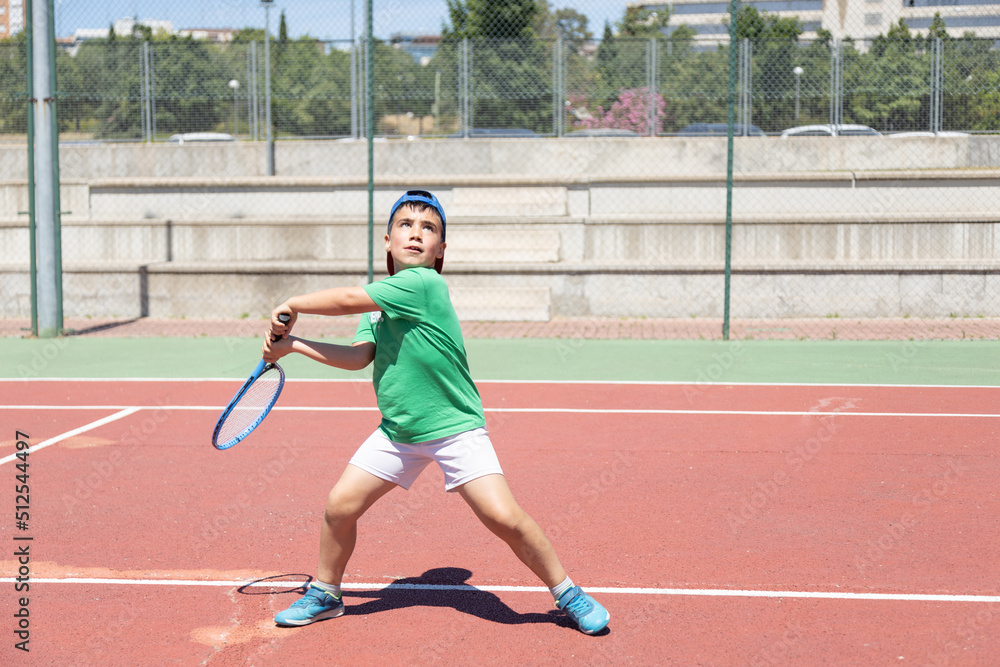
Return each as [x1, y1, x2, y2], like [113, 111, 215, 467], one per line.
[2, 405, 999, 418]
[0, 407, 140, 466]
[2, 577, 997, 603]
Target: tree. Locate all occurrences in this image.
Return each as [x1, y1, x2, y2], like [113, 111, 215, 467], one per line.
[232, 28, 265, 43]
[927, 13, 949, 42]
[851, 19, 929, 131]
[278, 11, 289, 43]
[815, 27, 833, 49]
[597, 20, 616, 67]
[443, 0, 471, 38]
[0, 32, 28, 135]
[438, 0, 550, 132]
[272, 37, 355, 136]
[584, 4, 696, 132]
[616, 7, 670, 38]
[444, 0, 539, 39]
[140, 36, 231, 137]
[720, 6, 805, 132]
[555, 9, 592, 45]
[533, 3, 592, 47]
[729, 6, 802, 46]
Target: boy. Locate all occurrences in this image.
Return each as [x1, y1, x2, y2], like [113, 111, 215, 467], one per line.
[262, 190, 609, 635]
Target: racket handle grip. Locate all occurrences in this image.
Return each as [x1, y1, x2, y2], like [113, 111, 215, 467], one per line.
[272, 313, 292, 341]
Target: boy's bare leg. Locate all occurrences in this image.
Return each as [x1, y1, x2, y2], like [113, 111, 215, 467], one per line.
[457, 473, 567, 588]
[317, 464, 398, 585]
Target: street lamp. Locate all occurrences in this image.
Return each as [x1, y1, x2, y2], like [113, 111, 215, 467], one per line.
[228, 79, 240, 136]
[793, 66, 804, 121]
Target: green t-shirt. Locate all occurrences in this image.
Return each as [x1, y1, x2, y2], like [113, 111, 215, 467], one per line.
[354, 266, 485, 443]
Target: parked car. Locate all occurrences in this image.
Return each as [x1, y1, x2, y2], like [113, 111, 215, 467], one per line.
[678, 123, 767, 137]
[166, 132, 236, 144]
[780, 124, 881, 137]
[447, 128, 540, 138]
[887, 131, 970, 138]
[564, 128, 640, 138]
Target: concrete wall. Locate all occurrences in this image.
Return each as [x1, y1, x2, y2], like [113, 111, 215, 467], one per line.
[2, 135, 1000, 181]
[2, 137, 998, 320]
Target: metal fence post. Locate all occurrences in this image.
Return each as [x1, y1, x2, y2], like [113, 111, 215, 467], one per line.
[350, 0, 358, 140]
[25, 0, 37, 336]
[648, 38, 658, 136]
[723, 6, 738, 340]
[829, 39, 842, 126]
[140, 42, 147, 142]
[142, 41, 154, 143]
[460, 38, 470, 138]
[149, 44, 157, 140]
[365, 0, 374, 283]
[931, 37, 943, 133]
[741, 38, 752, 134]
[263, 0, 274, 175]
[29, 0, 63, 337]
[553, 36, 563, 137]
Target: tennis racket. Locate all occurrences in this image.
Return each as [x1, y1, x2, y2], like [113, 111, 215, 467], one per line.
[212, 313, 291, 450]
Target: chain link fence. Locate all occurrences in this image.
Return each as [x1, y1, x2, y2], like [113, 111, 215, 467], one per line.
[2, 1, 1000, 339]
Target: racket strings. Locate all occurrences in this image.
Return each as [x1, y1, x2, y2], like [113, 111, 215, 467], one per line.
[216, 368, 283, 446]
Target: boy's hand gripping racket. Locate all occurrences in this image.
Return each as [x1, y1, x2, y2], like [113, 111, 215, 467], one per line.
[212, 313, 291, 450]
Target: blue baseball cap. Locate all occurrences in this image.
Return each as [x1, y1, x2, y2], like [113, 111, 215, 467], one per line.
[386, 190, 446, 276]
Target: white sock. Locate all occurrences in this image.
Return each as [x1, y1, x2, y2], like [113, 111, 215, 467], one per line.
[311, 580, 342, 599]
[550, 576, 574, 601]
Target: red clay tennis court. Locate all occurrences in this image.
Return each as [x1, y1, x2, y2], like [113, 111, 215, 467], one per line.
[2, 374, 998, 665]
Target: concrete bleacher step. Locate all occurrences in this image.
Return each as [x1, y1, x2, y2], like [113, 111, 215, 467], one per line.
[450, 286, 551, 322]
[444, 228, 560, 264]
[448, 186, 568, 217]
[0, 219, 564, 265]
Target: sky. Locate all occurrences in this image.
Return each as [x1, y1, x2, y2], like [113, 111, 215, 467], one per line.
[52, 1, 624, 41]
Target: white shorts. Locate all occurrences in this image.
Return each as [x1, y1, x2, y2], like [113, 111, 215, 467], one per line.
[348, 427, 504, 491]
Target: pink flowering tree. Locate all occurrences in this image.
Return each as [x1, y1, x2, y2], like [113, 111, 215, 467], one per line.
[571, 87, 668, 135]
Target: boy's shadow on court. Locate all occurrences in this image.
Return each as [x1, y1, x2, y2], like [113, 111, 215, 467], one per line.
[248, 567, 589, 631]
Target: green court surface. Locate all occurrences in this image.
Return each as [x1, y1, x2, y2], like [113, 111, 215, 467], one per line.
[2, 337, 999, 385]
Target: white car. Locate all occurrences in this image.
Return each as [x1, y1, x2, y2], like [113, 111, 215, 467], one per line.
[887, 131, 970, 138]
[166, 132, 236, 144]
[780, 124, 881, 137]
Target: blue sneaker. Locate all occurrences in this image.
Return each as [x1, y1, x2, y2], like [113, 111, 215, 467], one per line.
[274, 585, 344, 626]
[555, 586, 610, 635]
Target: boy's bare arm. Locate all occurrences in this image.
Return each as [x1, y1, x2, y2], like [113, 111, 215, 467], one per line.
[286, 286, 377, 316]
[269, 286, 379, 339]
[263, 337, 375, 371]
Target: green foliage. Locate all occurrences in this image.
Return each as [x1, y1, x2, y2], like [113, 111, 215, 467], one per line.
[734, 6, 806, 131]
[370, 40, 437, 133]
[232, 28, 266, 43]
[444, 0, 539, 39]
[278, 12, 289, 43]
[954, 35, 1000, 131]
[927, 13, 949, 41]
[850, 24, 930, 131]
[616, 7, 671, 38]
[534, 2, 592, 48]
[72, 40, 145, 139]
[0, 33, 28, 135]
[146, 39, 230, 137]
[440, 0, 550, 132]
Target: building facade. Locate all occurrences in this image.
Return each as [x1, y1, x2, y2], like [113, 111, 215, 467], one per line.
[0, 0, 24, 38]
[634, 0, 1000, 42]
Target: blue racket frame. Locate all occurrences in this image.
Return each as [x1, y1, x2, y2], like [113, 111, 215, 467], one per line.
[212, 359, 285, 450]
